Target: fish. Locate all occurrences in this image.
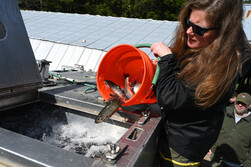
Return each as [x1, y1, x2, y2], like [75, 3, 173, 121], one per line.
[95, 98, 123, 123]
[133, 83, 141, 94]
[105, 80, 126, 100]
[123, 73, 135, 99]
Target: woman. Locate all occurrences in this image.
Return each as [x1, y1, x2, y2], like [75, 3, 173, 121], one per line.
[151, 0, 251, 166]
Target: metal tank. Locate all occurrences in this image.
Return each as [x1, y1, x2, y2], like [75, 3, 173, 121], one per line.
[0, 1, 161, 166]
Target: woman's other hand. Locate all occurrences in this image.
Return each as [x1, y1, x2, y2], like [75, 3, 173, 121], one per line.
[151, 42, 172, 58]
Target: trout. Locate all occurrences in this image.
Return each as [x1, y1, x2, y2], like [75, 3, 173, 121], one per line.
[95, 98, 123, 123]
[133, 83, 141, 94]
[105, 80, 126, 100]
[123, 74, 135, 99]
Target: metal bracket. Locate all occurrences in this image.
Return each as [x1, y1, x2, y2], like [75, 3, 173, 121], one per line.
[37, 59, 56, 86]
[138, 110, 150, 125]
[74, 64, 84, 71]
[104, 144, 128, 164]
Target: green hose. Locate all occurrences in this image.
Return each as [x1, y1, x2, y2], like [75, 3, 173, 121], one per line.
[49, 72, 97, 94]
[133, 43, 160, 85]
[133, 43, 152, 48]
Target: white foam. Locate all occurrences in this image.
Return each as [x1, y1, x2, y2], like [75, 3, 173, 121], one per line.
[42, 115, 128, 158]
[85, 145, 108, 158]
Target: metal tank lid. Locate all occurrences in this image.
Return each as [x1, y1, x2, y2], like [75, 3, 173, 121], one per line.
[0, 0, 42, 109]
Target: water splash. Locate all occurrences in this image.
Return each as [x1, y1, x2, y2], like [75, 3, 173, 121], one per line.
[42, 115, 128, 158]
[0, 105, 128, 159]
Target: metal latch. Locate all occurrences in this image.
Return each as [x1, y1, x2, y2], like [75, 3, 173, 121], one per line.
[74, 64, 84, 71]
[138, 110, 150, 125]
[37, 59, 56, 86]
[104, 144, 128, 164]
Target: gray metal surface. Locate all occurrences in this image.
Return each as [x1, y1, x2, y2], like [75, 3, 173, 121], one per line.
[0, 100, 131, 166]
[0, 0, 41, 90]
[21, 10, 179, 51]
[0, 100, 161, 167]
[21, 10, 179, 67]
[0, 91, 39, 111]
[95, 116, 161, 167]
[38, 71, 141, 123]
[0, 68, 162, 166]
[0, 0, 42, 109]
[0, 127, 94, 167]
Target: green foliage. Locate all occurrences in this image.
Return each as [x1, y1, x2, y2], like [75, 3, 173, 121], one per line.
[18, 0, 187, 21]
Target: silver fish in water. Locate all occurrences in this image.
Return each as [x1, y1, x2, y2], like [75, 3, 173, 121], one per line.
[95, 98, 123, 123]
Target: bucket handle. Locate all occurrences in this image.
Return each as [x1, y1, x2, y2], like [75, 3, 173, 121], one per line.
[133, 43, 160, 85]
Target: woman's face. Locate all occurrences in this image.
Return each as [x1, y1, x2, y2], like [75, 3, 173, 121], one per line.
[186, 9, 216, 49]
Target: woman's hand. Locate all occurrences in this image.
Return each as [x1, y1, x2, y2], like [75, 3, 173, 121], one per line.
[151, 42, 172, 58]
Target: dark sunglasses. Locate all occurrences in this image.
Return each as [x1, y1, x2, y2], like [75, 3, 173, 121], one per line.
[186, 18, 216, 36]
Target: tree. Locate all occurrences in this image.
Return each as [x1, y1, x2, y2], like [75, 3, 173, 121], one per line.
[18, 0, 187, 21]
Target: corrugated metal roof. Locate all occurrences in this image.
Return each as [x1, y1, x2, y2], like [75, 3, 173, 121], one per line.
[21, 6, 251, 71]
[21, 10, 179, 71]
[22, 11, 179, 51]
[29, 38, 106, 72]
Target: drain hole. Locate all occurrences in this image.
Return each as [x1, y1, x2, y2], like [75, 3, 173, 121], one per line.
[127, 127, 143, 141]
[0, 21, 7, 40]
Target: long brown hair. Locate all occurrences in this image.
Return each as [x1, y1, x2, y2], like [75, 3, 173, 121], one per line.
[171, 0, 251, 109]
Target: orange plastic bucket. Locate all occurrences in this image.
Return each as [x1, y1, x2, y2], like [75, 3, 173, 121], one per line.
[97, 44, 157, 106]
